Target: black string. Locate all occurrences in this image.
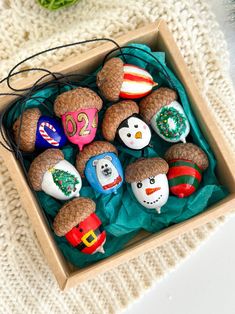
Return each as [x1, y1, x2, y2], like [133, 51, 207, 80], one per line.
[0, 36, 175, 181]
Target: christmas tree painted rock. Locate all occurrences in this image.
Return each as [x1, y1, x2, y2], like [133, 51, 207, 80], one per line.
[76, 141, 123, 195]
[54, 87, 103, 151]
[102, 100, 151, 150]
[164, 143, 209, 198]
[28, 149, 82, 200]
[12, 108, 67, 152]
[125, 157, 169, 214]
[96, 58, 157, 101]
[139, 88, 190, 143]
[53, 198, 106, 255]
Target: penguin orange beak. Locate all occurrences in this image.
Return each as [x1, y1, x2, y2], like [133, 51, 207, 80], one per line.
[135, 131, 142, 139]
[145, 187, 161, 195]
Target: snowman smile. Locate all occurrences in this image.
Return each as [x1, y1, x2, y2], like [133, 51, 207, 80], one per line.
[145, 187, 161, 195]
[143, 194, 163, 204]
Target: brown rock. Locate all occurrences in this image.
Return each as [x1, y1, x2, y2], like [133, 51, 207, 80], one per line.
[12, 108, 41, 152]
[28, 149, 64, 191]
[125, 157, 169, 183]
[96, 58, 124, 101]
[139, 87, 177, 124]
[54, 87, 103, 117]
[102, 100, 139, 141]
[53, 198, 96, 237]
[164, 143, 209, 170]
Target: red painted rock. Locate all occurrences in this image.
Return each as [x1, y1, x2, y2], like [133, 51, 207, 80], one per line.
[53, 198, 106, 254]
[164, 143, 209, 198]
[96, 58, 157, 101]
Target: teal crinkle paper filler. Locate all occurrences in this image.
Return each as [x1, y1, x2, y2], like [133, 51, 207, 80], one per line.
[38, 0, 81, 10]
[5, 43, 228, 268]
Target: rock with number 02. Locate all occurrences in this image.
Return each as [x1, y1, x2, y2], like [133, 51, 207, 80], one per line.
[12, 108, 67, 152]
[125, 157, 169, 214]
[140, 88, 190, 143]
[28, 149, 82, 200]
[96, 58, 157, 101]
[54, 87, 103, 151]
[164, 143, 209, 198]
[53, 198, 106, 255]
[76, 141, 123, 195]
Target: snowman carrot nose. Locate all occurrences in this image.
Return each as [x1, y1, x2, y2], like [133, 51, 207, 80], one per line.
[145, 187, 161, 195]
[135, 131, 142, 139]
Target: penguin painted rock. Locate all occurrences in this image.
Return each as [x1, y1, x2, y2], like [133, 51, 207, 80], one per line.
[28, 149, 82, 200]
[53, 198, 106, 255]
[12, 108, 67, 152]
[125, 157, 169, 213]
[102, 100, 151, 150]
[164, 143, 209, 198]
[140, 88, 190, 143]
[76, 141, 123, 195]
[96, 58, 157, 101]
[54, 87, 103, 151]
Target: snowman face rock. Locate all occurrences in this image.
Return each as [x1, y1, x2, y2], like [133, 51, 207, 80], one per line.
[131, 174, 169, 213]
[117, 115, 151, 150]
[150, 101, 190, 143]
[85, 152, 123, 195]
[41, 160, 82, 200]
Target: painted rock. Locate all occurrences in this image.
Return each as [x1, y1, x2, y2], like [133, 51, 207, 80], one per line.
[76, 141, 123, 195]
[28, 149, 82, 200]
[140, 87, 190, 143]
[96, 58, 157, 101]
[53, 198, 106, 255]
[102, 100, 151, 150]
[54, 87, 103, 151]
[164, 143, 209, 198]
[12, 108, 67, 152]
[125, 157, 169, 213]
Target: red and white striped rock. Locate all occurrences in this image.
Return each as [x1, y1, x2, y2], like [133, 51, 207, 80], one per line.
[120, 64, 157, 99]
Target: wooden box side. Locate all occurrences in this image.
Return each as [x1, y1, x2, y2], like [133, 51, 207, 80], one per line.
[0, 19, 234, 290]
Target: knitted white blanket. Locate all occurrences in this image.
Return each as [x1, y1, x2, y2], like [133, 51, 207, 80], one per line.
[0, 1, 235, 313]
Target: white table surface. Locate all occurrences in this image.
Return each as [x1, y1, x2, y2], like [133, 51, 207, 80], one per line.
[124, 2, 235, 314]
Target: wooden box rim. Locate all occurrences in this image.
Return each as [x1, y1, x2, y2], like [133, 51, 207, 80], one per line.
[0, 19, 235, 290]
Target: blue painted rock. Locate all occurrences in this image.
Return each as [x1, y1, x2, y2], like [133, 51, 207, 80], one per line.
[13, 108, 67, 152]
[76, 141, 123, 195]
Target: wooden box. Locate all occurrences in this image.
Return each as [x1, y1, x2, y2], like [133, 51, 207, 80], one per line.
[1, 19, 235, 290]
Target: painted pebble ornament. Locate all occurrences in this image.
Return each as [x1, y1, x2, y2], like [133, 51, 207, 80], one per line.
[54, 87, 103, 151]
[140, 88, 190, 143]
[76, 141, 123, 195]
[125, 158, 169, 213]
[53, 198, 106, 255]
[12, 108, 67, 152]
[164, 143, 209, 198]
[102, 100, 151, 150]
[28, 149, 82, 200]
[96, 58, 157, 101]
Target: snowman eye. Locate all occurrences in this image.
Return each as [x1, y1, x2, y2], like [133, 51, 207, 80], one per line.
[127, 133, 131, 138]
[149, 178, 155, 184]
[105, 164, 108, 167]
[134, 125, 138, 128]
[137, 182, 142, 188]
[101, 165, 104, 169]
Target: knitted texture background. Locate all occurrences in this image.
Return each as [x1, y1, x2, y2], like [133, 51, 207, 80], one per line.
[0, 0, 235, 313]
